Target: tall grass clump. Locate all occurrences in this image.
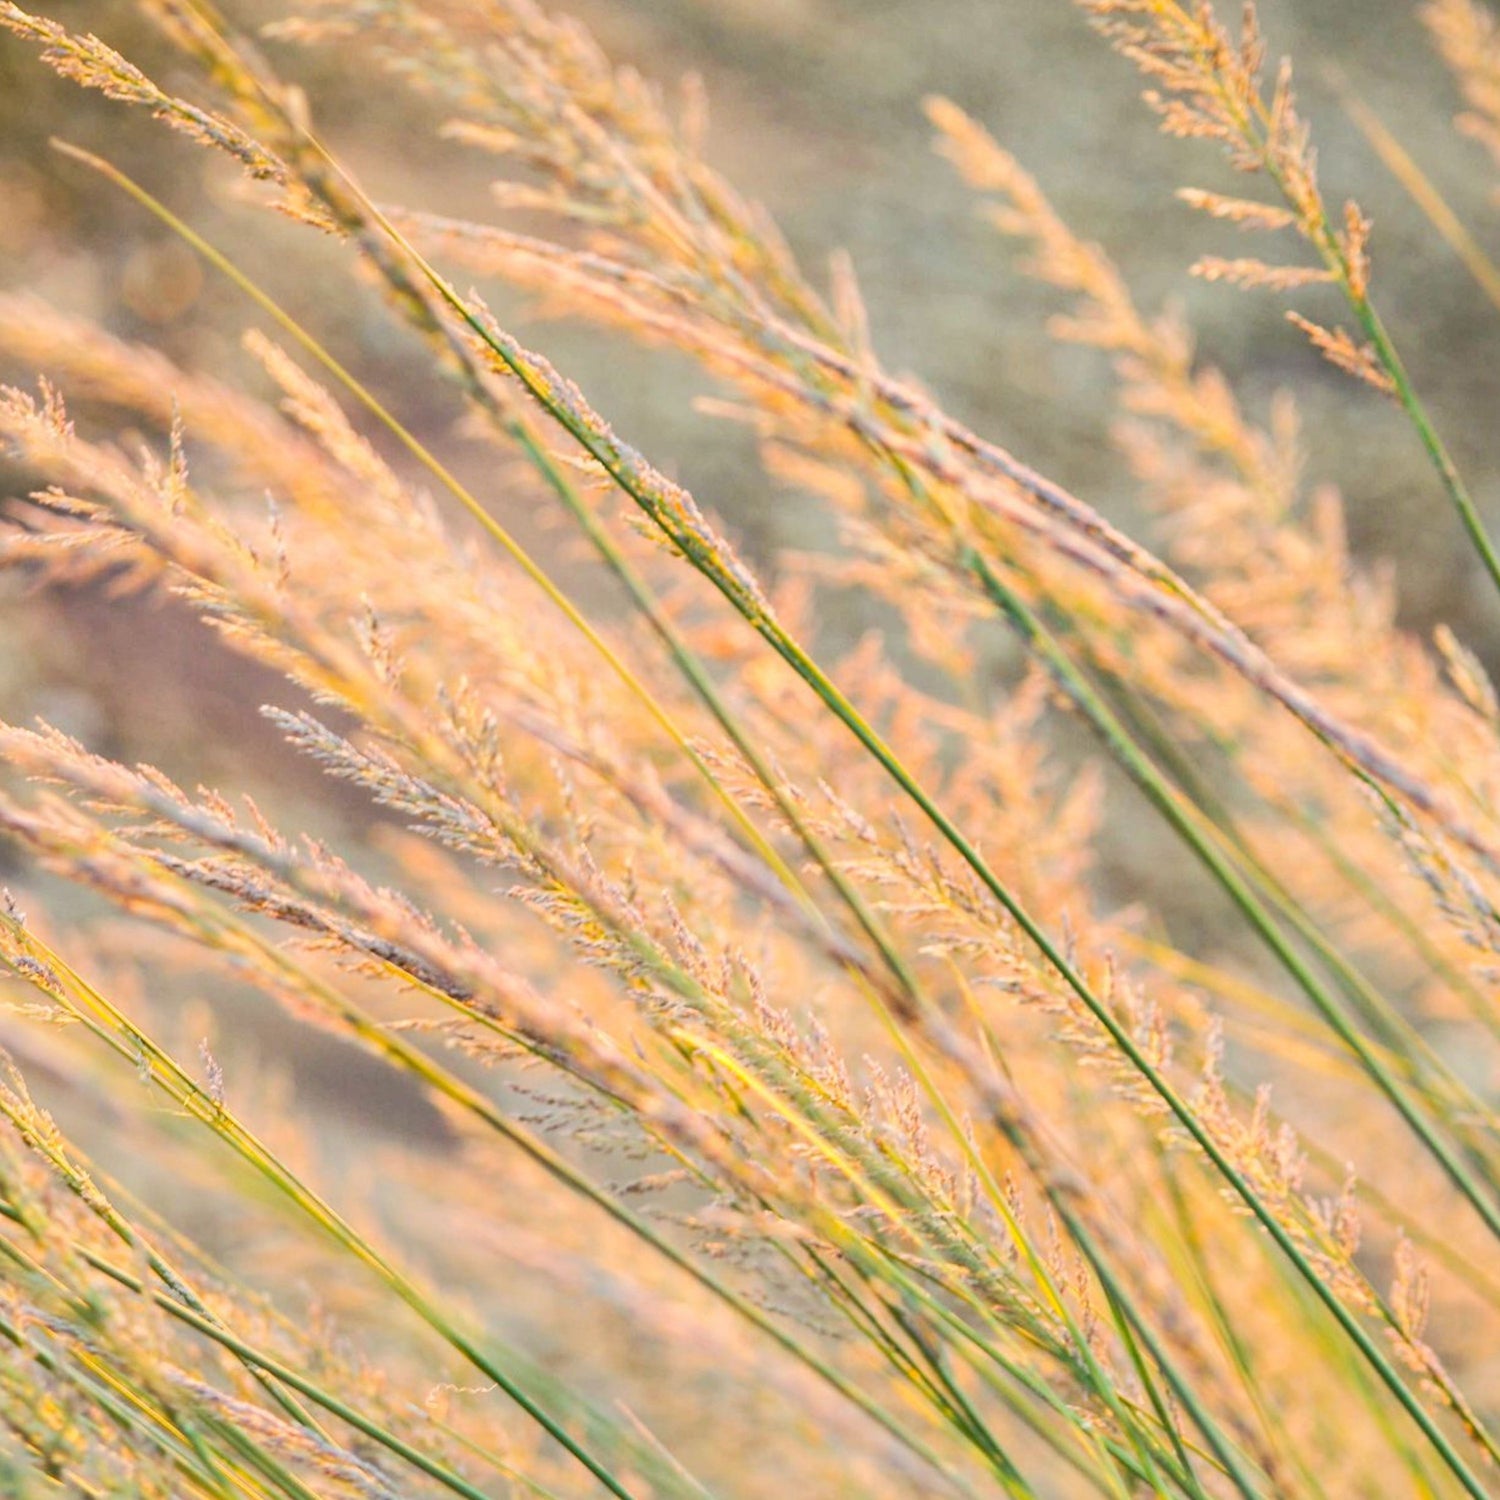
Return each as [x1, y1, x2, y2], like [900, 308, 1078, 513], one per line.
[0, 0, 1499, 1493]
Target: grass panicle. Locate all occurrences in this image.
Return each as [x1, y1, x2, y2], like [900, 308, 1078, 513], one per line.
[0, 1, 1497, 1495]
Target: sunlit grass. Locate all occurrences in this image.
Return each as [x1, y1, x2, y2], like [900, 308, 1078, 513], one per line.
[0, 1, 1498, 1495]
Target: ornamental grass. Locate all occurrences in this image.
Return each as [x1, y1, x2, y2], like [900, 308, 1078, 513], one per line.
[0, 2, 1498, 1495]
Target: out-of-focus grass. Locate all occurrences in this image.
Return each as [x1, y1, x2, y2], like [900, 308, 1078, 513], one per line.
[2, 2, 1500, 1496]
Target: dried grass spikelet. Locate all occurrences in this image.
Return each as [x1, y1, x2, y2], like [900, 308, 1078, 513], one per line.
[1190, 257, 1335, 292]
[0, 1, 337, 231]
[4, 0, 1500, 1492]
[0, 1037, 501, 1499]
[2, 343, 1464, 1488]
[0, 302, 1380, 1486]
[1424, 0, 1500, 179]
[11, 0, 1492, 888]
[1081, 1, 1392, 389]
[1283, 311, 1396, 397]
[0, 372, 1153, 1466]
[929, 95, 1500, 1059]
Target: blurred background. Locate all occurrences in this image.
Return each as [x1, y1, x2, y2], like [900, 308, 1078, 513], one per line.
[6, 1, 1499, 745]
[3, 0, 1498, 759]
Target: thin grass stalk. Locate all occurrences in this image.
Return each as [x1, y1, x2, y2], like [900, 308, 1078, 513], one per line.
[5, 8, 1494, 1488]
[44, 135, 826, 955]
[1336, 77, 1500, 317]
[192, 1413, 346, 1500]
[1347, 294, 1500, 596]
[598, 532, 1495, 1493]
[1133, 0, 1500, 601]
[677, 1026, 1247, 1496]
[131, 869, 999, 1492]
[958, 1096, 1267, 1498]
[1156, 1166, 1335, 1500]
[672, 1023, 1173, 1480]
[967, 550, 1500, 1229]
[7, 1170, 579, 1500]
[0, 1212, 499, 1500]
[410, 325, 1498, 1488]
[865, 417, 1500, 1184]
[1077, 638, 1500, 1054]
[176, 1420, 285, 1500]
[666, 1022, 1145, 1459]
[1274, 1271, 1452, 1499]
[0, 1288, 244, 1499]
[806, 1241, 1170, 1497]
[1100, 1287, 1213, 1500]
[0, 1123, 555, 1498]
[0, 795, 997, 1491]
[0, 917, 652, 1500]
[966, 563, 1500, 1468]
[0, 1253, 218, 1474]
[831, 975, 1242, 1488]
[0, 1088, 330, 1445]
[877, 1302, 1039, 1500]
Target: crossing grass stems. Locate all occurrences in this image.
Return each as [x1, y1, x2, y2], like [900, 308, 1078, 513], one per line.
[0, 0, 1499, 1494]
